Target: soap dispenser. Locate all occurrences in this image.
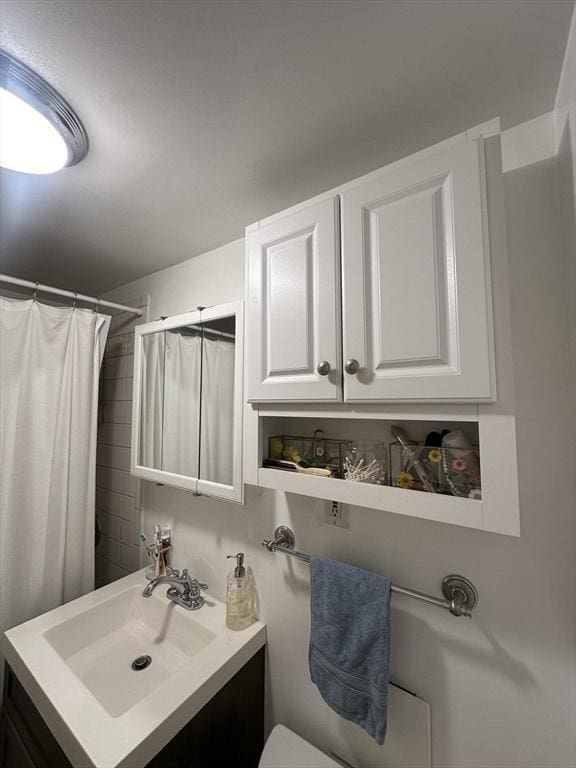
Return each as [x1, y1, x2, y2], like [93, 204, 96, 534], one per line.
[226, 553, 254, 630]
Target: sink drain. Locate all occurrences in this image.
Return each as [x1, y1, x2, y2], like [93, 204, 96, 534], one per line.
[131, 655, 152, 671]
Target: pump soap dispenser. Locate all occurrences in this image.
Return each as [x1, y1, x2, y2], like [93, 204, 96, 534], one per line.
[226, 553, 255, 630]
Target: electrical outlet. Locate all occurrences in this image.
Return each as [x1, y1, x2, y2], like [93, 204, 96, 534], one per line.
[325, 500, 349, 528]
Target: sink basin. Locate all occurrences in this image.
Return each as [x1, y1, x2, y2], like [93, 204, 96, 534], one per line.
[2, 569, 266, 767]
[44, 586, 216, 717]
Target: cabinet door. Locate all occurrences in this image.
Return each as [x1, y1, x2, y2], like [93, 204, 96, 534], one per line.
[341, 139, 496, 402]
[247, 196, 341, 401]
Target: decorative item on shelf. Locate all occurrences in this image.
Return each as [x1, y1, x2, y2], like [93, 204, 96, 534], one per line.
[344, 441, 388, 485]
[390, 427, 481, 498]
[268, 431, 352, 478]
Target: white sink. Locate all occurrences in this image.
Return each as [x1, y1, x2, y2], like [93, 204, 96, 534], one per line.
[44, 585, 217, 718]
[2, 569, 266, 767]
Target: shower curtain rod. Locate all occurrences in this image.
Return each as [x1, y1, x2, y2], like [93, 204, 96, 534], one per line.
[168, 323, 235, 340]
[0, 273, 144, 316]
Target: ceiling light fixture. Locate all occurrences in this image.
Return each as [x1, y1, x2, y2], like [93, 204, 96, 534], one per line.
[0, 50, 88, 174]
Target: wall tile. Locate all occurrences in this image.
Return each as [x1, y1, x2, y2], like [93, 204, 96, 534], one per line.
[109, 491, 123, 517]
[98, 559, 129, 586]
[109, 423, 125, 447]
[109, 468, 123, 493]
[103, 357, 123, 379]
[124, 355, 135, 379]
[122, 471, 136, 497]
[103, 378, 125, 402]
[99, 445, 113, 468]
[121, 448, 130, 471]
[104, 400, 125, 425]
[121, 494, 137, 523]
[102, 402, 114, 424]
[95, 554, 108, 588]
[97, 534, 120, 564]
[96, 302, 145, 589]
[120, 519, 135, 547]
[103, 445, 125, 470]
[98, 422, 112, 443]
[110, 312, 139, 337]
[105, 334, 134, 359]
[96, 466, 112, 491]
[99, 511, 121, 541]
[96, 486, 111, 512]
[117, 542, 134, 572]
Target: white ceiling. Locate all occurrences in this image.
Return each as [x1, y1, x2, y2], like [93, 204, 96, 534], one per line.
[0, 0, 573, 295]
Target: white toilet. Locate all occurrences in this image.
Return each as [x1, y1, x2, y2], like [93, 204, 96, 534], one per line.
[259, 724, 342, 768]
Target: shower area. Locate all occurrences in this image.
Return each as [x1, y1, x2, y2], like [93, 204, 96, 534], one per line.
[0, 275, 144, 678]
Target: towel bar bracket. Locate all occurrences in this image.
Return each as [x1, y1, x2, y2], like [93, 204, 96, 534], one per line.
[442, 575, 479, 616]
[262, 525, 295, 552]
[261, 525, 479, 619]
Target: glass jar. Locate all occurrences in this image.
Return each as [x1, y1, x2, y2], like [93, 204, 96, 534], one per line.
[344, 441, 388, 485]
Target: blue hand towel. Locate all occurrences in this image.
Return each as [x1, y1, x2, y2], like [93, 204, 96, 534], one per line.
[309, 555, 391, 745]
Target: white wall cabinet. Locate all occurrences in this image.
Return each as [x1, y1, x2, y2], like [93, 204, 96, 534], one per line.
[247, 137, 496, 404]
[246, 196, 341, 402]
[341, 139, 495, 401]
[244, 131, 520, 535]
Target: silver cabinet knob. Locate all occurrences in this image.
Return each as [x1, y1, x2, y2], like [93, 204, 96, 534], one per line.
[344, 359, 360, 375]
[317, 361, 331, 376]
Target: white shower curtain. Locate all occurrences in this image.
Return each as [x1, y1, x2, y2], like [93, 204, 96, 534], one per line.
[0, 298, 110, 643]
[200, 335, 235, 486]
[139, 331, 165, 470]
[162, 330, 202, 477]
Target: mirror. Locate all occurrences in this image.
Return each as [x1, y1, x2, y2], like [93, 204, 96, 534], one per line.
[132, 302, 243, 502]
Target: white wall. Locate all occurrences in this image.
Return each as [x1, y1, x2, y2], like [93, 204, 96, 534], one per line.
[103, 136, 576, 768]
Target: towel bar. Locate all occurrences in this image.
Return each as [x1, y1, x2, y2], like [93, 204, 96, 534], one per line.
[261, 525, 478, 618]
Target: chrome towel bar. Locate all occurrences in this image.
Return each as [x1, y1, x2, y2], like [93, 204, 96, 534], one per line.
[262, 526, 479, 619]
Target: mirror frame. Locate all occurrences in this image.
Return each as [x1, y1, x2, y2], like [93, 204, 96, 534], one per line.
[130, 301, 244, 503]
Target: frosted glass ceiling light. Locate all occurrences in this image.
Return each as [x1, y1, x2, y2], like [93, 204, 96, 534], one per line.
[0, 51, 88, 174]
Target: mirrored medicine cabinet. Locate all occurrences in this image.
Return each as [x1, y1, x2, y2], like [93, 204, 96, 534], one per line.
[130, 301, 244, 502]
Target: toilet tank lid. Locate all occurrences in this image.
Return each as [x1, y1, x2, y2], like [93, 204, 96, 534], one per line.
[259, 725, 343, 768]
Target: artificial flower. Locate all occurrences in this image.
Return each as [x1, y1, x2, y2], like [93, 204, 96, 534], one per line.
[396, 472, 414, 489]
[283, 446, 301, 463]
[452, 457, 467, 471]
[428, 448, 442, 463]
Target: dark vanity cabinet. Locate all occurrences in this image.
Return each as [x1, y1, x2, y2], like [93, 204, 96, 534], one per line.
[0, 647, 265, 768]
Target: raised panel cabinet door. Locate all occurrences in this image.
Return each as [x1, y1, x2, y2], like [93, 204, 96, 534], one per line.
[341, 138, 496, 402]
[247, 196, 341, 401]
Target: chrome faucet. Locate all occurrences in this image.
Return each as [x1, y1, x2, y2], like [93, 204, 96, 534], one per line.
[142, 569, 207, 610]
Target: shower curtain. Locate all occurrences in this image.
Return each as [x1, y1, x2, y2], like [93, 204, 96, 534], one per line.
[139, 330, 166, 470]
[200, 335, 235, 486]
[162, 330, 202, 477]
[0, 298, 110, 646]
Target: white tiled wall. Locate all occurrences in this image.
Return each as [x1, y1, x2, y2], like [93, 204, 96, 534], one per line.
[95, 299, 147, 587]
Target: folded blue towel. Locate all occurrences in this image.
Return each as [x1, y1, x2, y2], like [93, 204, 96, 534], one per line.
[309, 555, 391, 745]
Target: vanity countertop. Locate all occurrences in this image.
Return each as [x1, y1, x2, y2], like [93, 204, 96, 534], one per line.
[1, 568, 266, 768]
